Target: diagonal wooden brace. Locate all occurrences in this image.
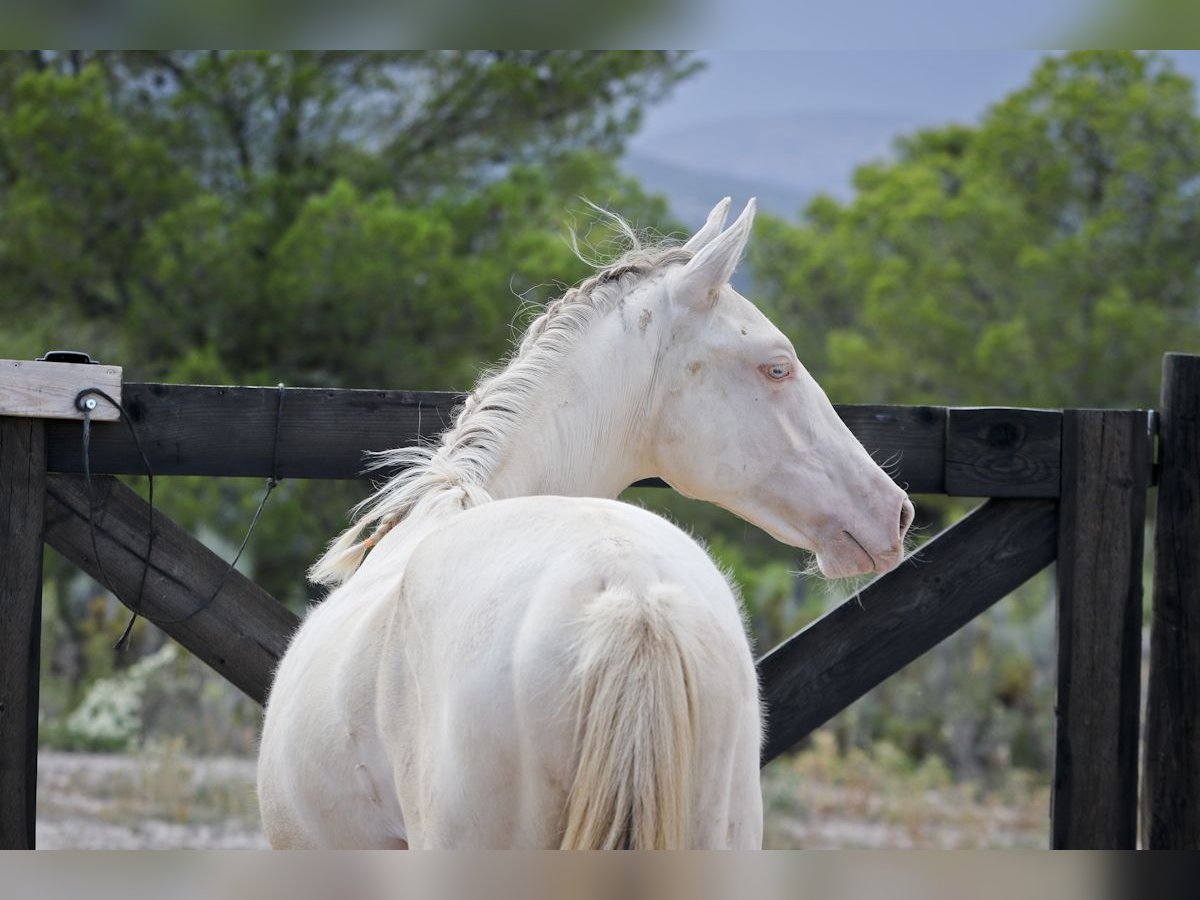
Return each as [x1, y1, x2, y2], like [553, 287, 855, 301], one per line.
[757, 497, 1059, 765]
[43, 474, 298, 705]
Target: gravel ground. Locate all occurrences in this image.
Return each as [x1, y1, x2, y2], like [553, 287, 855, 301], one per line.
[37, 750, 268, 850]
[34, 749, 1047, 850]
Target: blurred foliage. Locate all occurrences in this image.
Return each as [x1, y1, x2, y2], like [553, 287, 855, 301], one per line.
[750, 50, 1200, 410]
[762, 730, 1050, 848]
[0, 50, 692, 387]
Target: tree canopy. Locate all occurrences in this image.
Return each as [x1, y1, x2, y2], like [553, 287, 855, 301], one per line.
[749, 51, 1200, 410]
[0, 51, 692, 388]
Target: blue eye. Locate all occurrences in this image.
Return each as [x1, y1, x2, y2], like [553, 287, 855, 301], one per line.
[763, 362, 792, 380]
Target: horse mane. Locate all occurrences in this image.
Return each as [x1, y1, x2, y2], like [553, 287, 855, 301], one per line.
[309, 213, 694, 586]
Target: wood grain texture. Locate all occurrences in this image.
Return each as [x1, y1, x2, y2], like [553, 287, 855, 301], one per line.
[1143, 353, 1200, 849]
[37, 383, 1153, 498]
[0, 418, 46, 849]
[758, 498, 1058, 764]
[0, 359, 121, 421]
[47, 383, 460, 480]
[837, 404, 947, 494]
[1052, 410, 1151, 849]
[43, 474, 298, 705]
[945, 408, 1063, 497]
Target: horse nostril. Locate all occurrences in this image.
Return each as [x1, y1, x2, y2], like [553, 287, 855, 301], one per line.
[899, 499, 914, 537]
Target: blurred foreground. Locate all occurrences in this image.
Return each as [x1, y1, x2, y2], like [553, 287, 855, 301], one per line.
[35, 740, 1048, 850]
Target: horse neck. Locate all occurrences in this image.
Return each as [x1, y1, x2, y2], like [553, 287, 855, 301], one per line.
[484, 305, 659, 502]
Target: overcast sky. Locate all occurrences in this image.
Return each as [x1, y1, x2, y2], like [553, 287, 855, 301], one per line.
[640, 1, 1126, 49]
[631, 50, 1200, 147]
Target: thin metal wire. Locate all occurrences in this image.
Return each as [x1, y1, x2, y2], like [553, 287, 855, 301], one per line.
[76, 388, 154, 650]
[153, 382, 287, 629]
[76, 383, 286, 649]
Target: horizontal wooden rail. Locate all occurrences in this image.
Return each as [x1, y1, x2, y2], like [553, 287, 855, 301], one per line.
[42, 474, 298, 704]
[42, 383, 1079, 497]
[946, 408, 1062, 497]
[48, 383, 457, 483]
[757, 497, 1058, 764]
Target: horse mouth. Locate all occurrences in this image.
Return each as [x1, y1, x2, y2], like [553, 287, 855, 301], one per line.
[815, 530, 900, 580]
[842, 530, 877, 572]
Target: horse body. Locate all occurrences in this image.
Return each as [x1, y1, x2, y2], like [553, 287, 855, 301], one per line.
[259, 497, 761, 849]
[258, 198, 912, 848]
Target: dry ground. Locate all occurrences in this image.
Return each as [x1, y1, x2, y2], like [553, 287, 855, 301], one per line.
[35, 740, 1049, 849]
[37, 745, 267, 849]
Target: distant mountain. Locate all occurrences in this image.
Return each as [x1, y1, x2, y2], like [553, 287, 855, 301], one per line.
[621, 153, 812, 229]
[624, 110, 930, 227]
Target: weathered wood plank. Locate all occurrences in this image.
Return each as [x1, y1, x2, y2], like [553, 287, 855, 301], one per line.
[47, 383, 459, 480]
[36, 382, 1149, 498]
[45, 385, 951, 492]
[0, 359, 121, 421]
[837, 405, 947, 495]
[0, 418, 46, 849]
[1144, 353, 1200, 849]
[43, 474, 299, 705]
[945, 407, 1062, 497]
[1052, 410, 1151, 849]
[758, 498, 1058, 765]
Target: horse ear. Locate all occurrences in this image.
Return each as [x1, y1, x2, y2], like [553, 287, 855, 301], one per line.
[675, 198, 756, 310]
[681, 196, 732, 253]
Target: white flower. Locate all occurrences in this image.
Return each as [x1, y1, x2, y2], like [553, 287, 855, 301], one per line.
[66, 644, 178, 748]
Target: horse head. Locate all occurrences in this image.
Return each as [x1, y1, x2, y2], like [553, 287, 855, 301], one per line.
[647, 198, 913, 578]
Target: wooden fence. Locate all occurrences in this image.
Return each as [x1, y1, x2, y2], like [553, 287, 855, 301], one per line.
[2, 352, 1198, 849]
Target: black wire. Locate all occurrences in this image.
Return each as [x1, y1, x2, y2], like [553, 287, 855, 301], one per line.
[154, 382, 286, 629]
[76, 388, 155, 650]
[76, 383, 286, 649]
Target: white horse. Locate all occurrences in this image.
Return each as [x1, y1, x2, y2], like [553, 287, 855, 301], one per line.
[257, 198, 913, 849]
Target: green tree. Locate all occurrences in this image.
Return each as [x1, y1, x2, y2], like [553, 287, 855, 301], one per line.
[0, 51, 690, 675]
[0, 51, 691, 384]
[750, 51, 1200, 410]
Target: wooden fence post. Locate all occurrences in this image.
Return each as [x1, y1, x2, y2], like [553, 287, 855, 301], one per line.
[0, 417, 46, 849]
[1143, 353, 1200, 849]
[1052, 409, 1152, 849]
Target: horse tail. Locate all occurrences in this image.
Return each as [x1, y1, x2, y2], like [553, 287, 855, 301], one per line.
[560, 584, 699, 850]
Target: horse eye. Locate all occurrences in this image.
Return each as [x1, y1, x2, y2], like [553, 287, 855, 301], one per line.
[763, 362, 792, 380]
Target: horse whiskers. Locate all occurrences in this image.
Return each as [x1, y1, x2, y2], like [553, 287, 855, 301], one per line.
[870, 447, 905, 477]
